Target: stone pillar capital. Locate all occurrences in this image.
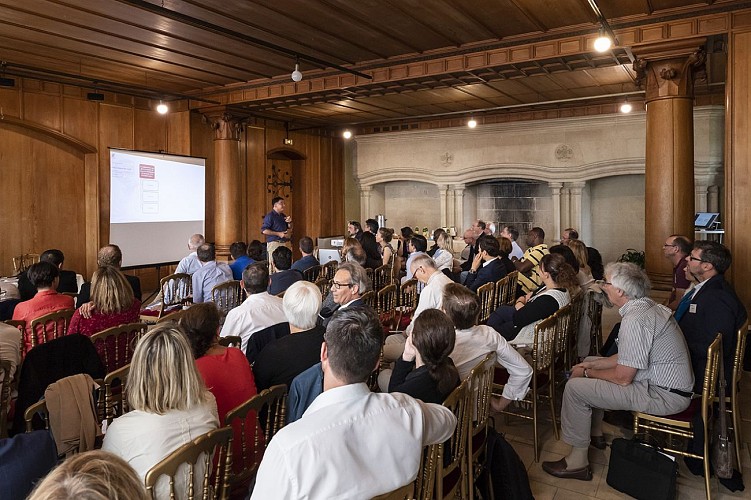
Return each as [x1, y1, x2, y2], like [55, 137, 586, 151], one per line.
[359, 184, 373, 193]
[548, 182, 563, 191]
[201, 110, 245, 140]
[632, 38, 707, 102]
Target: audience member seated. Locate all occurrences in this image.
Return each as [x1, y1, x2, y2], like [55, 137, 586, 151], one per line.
[663, 234, 692, 311]
[0, 280, 21, 321]
[76, 244, 142, 308]
[102, 324, 219, 496]
[548, 244, 579, 273]
[287, 362, 323, 424]
[247, 239, 266, 263]
[375, 227, 396, 267]
[465, 234, 507, 293]
[17, 249, 78, 301]
[318, 245, 368, 326]
[179, 302, 259, 471]
[361, 218, 384, 269]
[27, 449, 148, 500]
[561, 228, 604, 281]
[253, 281, 325, 391]
[191, 243, 233, 304]
[568, 239, 594, 285]
[397, 226, 414, 264]
[487, 253, 577, 344]
[402, 235, 428, 287]
[442, 283, 533, 412]
[228, 241, 253, 280]
[220, 263, 285, 353]
[426, 228, 445, 258]
[512, 227, 549, 295]
[68, 266, 141, 362]
[0, 320, 22, 381]
[542, 262, 693, 482]
[13, 261, 75, 354]
[290, 236, 319, 274]
[251, 307, 457, 499]
[0, 430, 58, 499]
[175, 233, 205, 275]
[432, 230, 454, 272]
[318, 262, 370, 328]
[497, 236, 516, 274]
[387, 309, 460, 404]
[268, 246, 303, 296]
[501, 224, 524, 260]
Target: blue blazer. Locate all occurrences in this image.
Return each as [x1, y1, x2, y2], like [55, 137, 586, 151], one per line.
[465, 258, 507, 293]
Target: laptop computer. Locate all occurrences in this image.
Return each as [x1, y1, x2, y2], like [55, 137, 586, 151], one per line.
[318, 248, 342, 264]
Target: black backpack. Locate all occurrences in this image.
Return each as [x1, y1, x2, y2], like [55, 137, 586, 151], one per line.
[476, 426, 534, 500]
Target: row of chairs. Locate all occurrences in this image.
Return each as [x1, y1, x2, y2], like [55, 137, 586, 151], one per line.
[475, 271, 519, 323]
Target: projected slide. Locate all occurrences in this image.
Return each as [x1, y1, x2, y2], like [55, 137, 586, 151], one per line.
[109, 149, 206, 267]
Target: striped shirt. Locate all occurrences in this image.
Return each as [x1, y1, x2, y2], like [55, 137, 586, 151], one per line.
[618, 297, 694, 392]
[518, 244, 549, 293]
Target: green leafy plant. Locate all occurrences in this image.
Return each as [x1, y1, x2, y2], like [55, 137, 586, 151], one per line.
[618, 248, 645, 268]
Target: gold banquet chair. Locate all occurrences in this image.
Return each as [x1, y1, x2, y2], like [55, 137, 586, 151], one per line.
[144, 426, 233, 500]
[466, 353, 495, 500]
[493, 271, 518, 309]
[97, 363, 131, 425]
[211, 280, 244, 316]
[0, 359, 11, 437]
[302, 264, 322, 282]
[633, 334, 722, 500]
[28, 308, 74, 354]
[476, 282, 495, 324]
[157, 272, 193, 320]
[436, 380, 470, 500]
[373, 264, 393, 292]
[12, 253, 40, 275]
[371, 483, 414, 500]
[321, 260, 338, 281]
[722, 321, 749, 469]
[89, 322, 147, 373]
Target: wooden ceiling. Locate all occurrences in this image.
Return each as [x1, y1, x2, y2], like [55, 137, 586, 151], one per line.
[0, 0, 738, 127]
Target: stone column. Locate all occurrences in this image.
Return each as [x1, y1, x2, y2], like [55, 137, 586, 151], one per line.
[204, 111, 244, 258]
[568, 181, 586, 237]
[453, 184, 465, 232]
[560, 186, 571, 231]
[633, 39, 705, 290]
[438, 185, 448, 228]
[446, 188, 455, 230]
[360, 185, 372, 220]
[695, 179, 709, 213]
[549, 182, 563, 243]
[707, 185, 720, 213]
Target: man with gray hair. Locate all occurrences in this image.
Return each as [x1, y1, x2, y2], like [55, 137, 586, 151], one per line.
[191, 243, 233, 303]
[543, 262, 693, 482]
[253, 281, 326, 390]
[77, 244, 142, 307]
[176, 233, 205, 275]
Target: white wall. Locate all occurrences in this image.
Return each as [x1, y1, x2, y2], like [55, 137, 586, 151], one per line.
[589, 175, 646, 264]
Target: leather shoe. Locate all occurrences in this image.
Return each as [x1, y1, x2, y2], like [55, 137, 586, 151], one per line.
[590, 435, 607, 450]
[542, 458, 593, 481]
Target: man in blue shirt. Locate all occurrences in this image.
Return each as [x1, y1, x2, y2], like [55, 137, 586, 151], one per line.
[228, 241, 253, 280]
[192, 243, 233, 303]
[261, 197, 292, 264]
[291, 236, 319, 275]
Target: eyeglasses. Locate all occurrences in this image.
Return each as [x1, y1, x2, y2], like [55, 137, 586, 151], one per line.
[662, 244, 677, 248]
[598, 280, 613, 286]
[332, 281, 355, 290]
[687, 255, 706, 263]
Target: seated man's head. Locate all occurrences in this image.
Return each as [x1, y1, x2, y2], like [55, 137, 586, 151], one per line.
[442, 283, 480, 329]
[560, 227, 578, 246]
[247, 240, 265, 261]
[687, 240, 732, 281]
[299, 236, 314, 256]
[27, 261, 60, 290]
[332, 262, 369, 305]
[272, 246, 293, 271]
[500, 225, 519, 242]
[603, 262, 651, 307]
[322, 307, 382, 385]
[97, 244, 123, 268]
[526, 227, 545, 247]
[408, 235, 428, 254]
[196, 243, 215, 263]
[230, 241, 247, 260]
[283, 281, 322, 331]
[242, 263, 270, 295]
[472, 219, 486, 236]
[364, 218, 379, 234]
[40, 249, 65, 269]
[463, 229, 475, 245]
[188, 234, 205, 251]
[347, 220, 362, 236]
[410, 254, 438, 285]
[477, 234, 500, 260]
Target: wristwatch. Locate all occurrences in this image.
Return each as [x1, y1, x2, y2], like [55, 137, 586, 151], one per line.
[584, 368, 589, 378]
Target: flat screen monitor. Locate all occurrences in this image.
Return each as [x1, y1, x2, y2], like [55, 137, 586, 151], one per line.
[694, 212, 719, 229]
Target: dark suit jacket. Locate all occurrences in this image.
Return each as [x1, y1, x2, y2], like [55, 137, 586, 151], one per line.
[465, 258, 507, 293]
[252, 325, 326, 391]
[678, 274, 747, 392]
[76, 274, 142, 308]
[17, 269, 78, 301]
[268, 269, 304, 296]
[317, 298, 366, 328]
[587, 246, 604, 281]
[245, 322, 291, 364]
[361, 231, 383, 269]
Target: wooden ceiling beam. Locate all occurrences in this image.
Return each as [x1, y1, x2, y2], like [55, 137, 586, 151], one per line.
[507, 0, 549, 32]
[443, 0, 501, 40]
[382, 0, 464, 48]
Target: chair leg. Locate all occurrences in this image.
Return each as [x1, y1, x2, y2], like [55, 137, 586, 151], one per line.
[549, 379, 559, 441]
[703, 424, 713, 500]
[533, 393, 539, 463]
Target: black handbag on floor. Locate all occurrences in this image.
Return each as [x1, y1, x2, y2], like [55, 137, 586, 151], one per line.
[606, 437, 677, 500]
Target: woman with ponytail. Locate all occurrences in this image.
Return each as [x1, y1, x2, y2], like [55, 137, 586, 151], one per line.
[487, 252, 578, 345]
[387, 308, 460, 404]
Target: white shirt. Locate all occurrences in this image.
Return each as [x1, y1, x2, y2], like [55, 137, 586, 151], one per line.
[251, 383, 456, 500]
[510, 240, 524, 260]
[220, 292, 286, 352]
[0, 322, 22, 381]
[176, 252, 202, 275]
[452, 325, 532, 401]
[407, 271, 454, 334]
[102, 397, 219, 500]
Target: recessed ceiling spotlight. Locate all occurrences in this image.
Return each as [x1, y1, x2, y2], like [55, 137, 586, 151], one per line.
[467, 118, 477, 129]
[343, 130, 352, 139]
[594, 30, 612, 53]
[156, 101, 169, 114]
[620, 101, 633, 114]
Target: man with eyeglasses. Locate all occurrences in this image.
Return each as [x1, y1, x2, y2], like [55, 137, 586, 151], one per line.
[318, 262, 370, 328]
[662, 234, 692, 310]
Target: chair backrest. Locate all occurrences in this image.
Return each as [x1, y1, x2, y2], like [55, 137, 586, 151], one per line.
[414, 443, 439, 500]
[0, 359, 11, 438]
[493, 271, 518, 309]
[467, 353, 495, 442]
[731, 321, 749, 391]
[12, 253, 40, 274]
[476, 282, 495, 324]
[224, 385, 287, 489]
[302, 265, 322, 282]
[532, 314, 557, 373]
[373, 264, 393, 292]
[212, 280, 244, 315]
[314, 277, 331, 297]
[587, 291, 603, 355]
[29, 309, 74, 351]
[98, 363, 130, 424]
[553, 302, 573, 358]
[25, 398, 49, 432]
[361, 290, 376, 309]
[377, 283, 397, 317]
[398, 278, 418, 309]
[159, 273, 193, 318]
[436, 380, 470, 500]
[701, 335, 723, 427]
[156, 308, 189, 324]
[321, 261, 338, 281]
[89, 322, 147, 372]
[4, 319, 25, 359]
[371, 482, 414, 500]
[144, 426, 233, 500]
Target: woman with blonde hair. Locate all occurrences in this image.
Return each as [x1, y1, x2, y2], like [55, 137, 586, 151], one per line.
[102, 324, 218, 498]
[432, 231, 454, 272]
[28, 450, 148, 500]
[568, 239, 594, 285]
[376, 227, 396, 266]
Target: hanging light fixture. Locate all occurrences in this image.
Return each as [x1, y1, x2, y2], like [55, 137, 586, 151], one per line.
[594, 29, 612, 52]
[467, 117, 477, 129]
[620, 99, 633, 114]
[156, 100, 169, 114]
[343, 129, 353, 139]
[291, 56, 303, 82]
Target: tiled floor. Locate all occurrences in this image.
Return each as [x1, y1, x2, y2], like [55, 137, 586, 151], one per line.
[494, 300, 751, 499]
